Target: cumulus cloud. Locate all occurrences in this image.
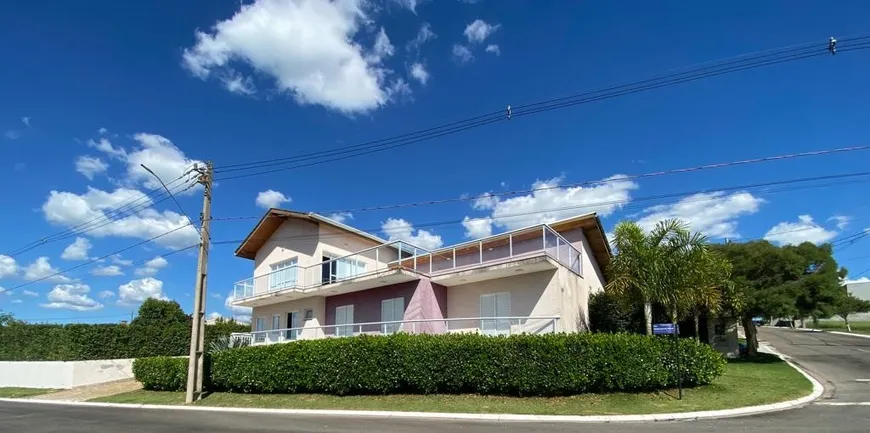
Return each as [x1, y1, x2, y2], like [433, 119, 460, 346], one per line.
[225, 293, 252, 323]
[135, 256, 169, 277]
[91, 265, 124, 277]
[327, 212, 353, 223]
[764, 215, 838, 246]
[111, 255, 134, 266]
[181, 0, 406, 113]
[635, 191, 763, 239]
[61, 237, 92, 261]
[452, 45, 473, 63]
[828, 215, 851, 230]
[118, 277, 168, 305]
[485, 44, 500, 56]
[406, 22, 436, 52]
[256, 189, 291, 209]
[409, 62, 429, 85]
[381, 218, 443, 250]
[41, 284, 103, 311]
[468, 175, 638, 233]
[463, 19, 499, 44]
[42, 187, 200, 249]
[75, 156, 109, 180]
[98, 290, 115, 299]
[462, 216, 493, 239]
[207, 312, 224, 322]
[22, 290, 39, 297]
[24, 257, 72, 283]
[87, 137, 127, 160]
[125, 133, 203, 194]
[0, 255, 18, 278]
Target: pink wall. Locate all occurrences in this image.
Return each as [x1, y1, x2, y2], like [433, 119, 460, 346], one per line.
[324, 279, 447, 335]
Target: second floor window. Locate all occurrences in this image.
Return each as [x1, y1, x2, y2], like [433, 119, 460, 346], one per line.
[269, 258, 298, 290]
[322, 255, 366, 284]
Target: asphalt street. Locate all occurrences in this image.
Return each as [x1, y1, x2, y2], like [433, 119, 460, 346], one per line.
[1, 328, 867, 432]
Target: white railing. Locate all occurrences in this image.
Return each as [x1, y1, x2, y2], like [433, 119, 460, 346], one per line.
[232, 224, 583, 302]
[239, 316, 561, 345]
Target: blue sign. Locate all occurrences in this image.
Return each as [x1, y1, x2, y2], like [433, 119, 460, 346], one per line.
[653, 323, 677, 335]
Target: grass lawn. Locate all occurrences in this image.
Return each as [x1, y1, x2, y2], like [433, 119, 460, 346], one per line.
[816, 320, 870, 335]
[0, 388, 57, 398]
[91, 354, 812, 415]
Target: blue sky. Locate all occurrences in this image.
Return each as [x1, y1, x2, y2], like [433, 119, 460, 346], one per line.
[2, 0, 870, 323]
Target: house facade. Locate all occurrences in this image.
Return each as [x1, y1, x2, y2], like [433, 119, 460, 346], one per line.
[230, 209, 611, 344]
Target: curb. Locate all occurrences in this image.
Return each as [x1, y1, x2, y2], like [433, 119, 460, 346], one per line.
[0, 357, 825, 423]
[829, 331, 870, 339]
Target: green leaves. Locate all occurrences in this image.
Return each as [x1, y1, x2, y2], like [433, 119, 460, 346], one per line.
[133, 357, 189, 391]
[199, 333, 725, 396]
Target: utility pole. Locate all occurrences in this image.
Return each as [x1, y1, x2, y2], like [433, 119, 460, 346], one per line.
[185, 162, 213, 403]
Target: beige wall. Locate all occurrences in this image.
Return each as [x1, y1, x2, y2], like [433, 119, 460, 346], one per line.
[252, 297, 327, 340]
[560, 228, 606, 295]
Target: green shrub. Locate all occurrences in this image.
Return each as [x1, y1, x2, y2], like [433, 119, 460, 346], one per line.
[210, 333, 725, 396]
[133, 357, 189, 391]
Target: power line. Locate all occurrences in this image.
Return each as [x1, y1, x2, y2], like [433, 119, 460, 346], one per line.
[6, 225, 197, 291]
[141, 164, 200, 236]
[211, 37, 870, 180]
[208, 170, 870, 247]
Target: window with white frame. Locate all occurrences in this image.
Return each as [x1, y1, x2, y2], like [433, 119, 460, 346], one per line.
[254, 317, 266, 343]
[335, 305, 354, 337]
[322, 254, 366, 284]
[269, 258, 298, 290]
[286, 311, 300, 341]
[381, 297, 404, 334]
[480, 292, 511, 335]
[269, 314, 281, 342]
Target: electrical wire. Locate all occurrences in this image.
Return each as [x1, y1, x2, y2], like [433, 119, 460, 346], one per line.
[211, 37, 870, 180]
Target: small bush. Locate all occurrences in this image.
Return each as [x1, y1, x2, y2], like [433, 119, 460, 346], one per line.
[209, 333, 725, 396]
[133, 357, 189, 391]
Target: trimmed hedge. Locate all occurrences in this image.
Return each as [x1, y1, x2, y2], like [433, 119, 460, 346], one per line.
[180, 333, 725, 396]
[133, 357, 189, 391]
[0, 322, 250, 361]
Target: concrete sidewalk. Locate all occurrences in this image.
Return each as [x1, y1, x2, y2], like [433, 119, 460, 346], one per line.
[27, 379, 141, 402]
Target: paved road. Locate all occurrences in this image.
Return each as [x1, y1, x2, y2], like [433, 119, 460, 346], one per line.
[1, 328, 867, 432]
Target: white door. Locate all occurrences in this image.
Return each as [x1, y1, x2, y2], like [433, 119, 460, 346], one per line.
[286, 311, 299, 341]
[335, 305, 354, 337]
[381, 297, 404, 334]
[480, 292, 511, 335]
[254, 317, 266, 343]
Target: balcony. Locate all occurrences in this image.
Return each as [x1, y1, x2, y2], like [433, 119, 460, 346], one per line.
[231, 316, 561, 346]
[232, 224, 583, 305]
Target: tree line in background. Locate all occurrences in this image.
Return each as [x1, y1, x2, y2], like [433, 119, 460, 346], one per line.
[0, 299, 250, 361]
[597, 219, 870, 356]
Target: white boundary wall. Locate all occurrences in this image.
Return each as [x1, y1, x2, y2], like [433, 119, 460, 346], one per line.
[0, 358, 134, 389]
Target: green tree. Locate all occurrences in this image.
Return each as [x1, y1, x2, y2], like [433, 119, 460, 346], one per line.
[0, 310, 23, 326]
[833, 292, 870, 332]
[130, 299, 190, 327]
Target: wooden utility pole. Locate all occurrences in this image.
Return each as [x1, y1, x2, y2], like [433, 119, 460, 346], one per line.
[185, 162, 213, 403]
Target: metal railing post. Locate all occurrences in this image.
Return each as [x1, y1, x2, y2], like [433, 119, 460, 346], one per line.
[376, 248, 379, 270]
[413, 322, 417, 334]
[556, 237, 561, 261]
[509, 233, 513, 257]
[414, 248, 417, 270]
[542, 226, 546, 250]
[453, 248, 456, 268]
[479, 241, 483, 264]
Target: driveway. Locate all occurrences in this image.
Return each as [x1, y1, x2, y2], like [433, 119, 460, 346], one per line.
[1, 328, 867, 432]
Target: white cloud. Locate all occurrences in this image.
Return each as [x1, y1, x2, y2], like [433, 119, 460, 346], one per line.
[75, 156, 109, 180]
[207, 312, 224, 322]
[485, 44, 500, 56]
[381, 218, 443, 250]
[111, 255, 134, 266]
[845, 277, 870, 285]
[22, 290, 38, 297]
[61, 237, 92, 261]
[42, 187, 200, 249]
[92, 265, 124, 277]
[22, 117, 31, 127]
[462, 216, 493, 239]
[406, 22, 436, 52]
[463, 19, 499, 44]
[182, 0, 404, 114]
[225, 293, 252, 323]
[126, 133, 203, 194]
[41, 284, 103, 311]
[828, 215, 851, 230]
[135, 256, 169, 277]
[391, 0, 423, 13]
[386, 78, 412, 99]
[97, 127, 109, 135]
[370, 27, 395, 63]
[327, 212, 353, 223]
[24, 257, 72, 283]
[256, 189, 291, 209]
[452, 44, 473, 63]
[471, 175, 639, 232]
[118, 277, 168, 305]
[11, 299, 22, 304]
[0, 255, 18, 278]
[5, 130, 22, 140]
[98, 290, 115, 299]
[87, 137, 127, 160]
[221, 73, 256, 95]
[409, 62, 429, 85]
[764, 215, 838, 246]
[636, 191, 763, 239]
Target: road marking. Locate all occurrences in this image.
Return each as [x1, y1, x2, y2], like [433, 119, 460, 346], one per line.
[855, 379, 870, 383]
[856, 348, 870, 353]
[815, 402, 870, 406]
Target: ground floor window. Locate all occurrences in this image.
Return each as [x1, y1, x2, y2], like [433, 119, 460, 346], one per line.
[381, 297, 404, 334]
[480, 292, 511, 335]
[254, 317, 266, 343]
[335, 305, 354, 336]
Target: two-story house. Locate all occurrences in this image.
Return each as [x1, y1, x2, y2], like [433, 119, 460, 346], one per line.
[230, 209, 611, 344]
